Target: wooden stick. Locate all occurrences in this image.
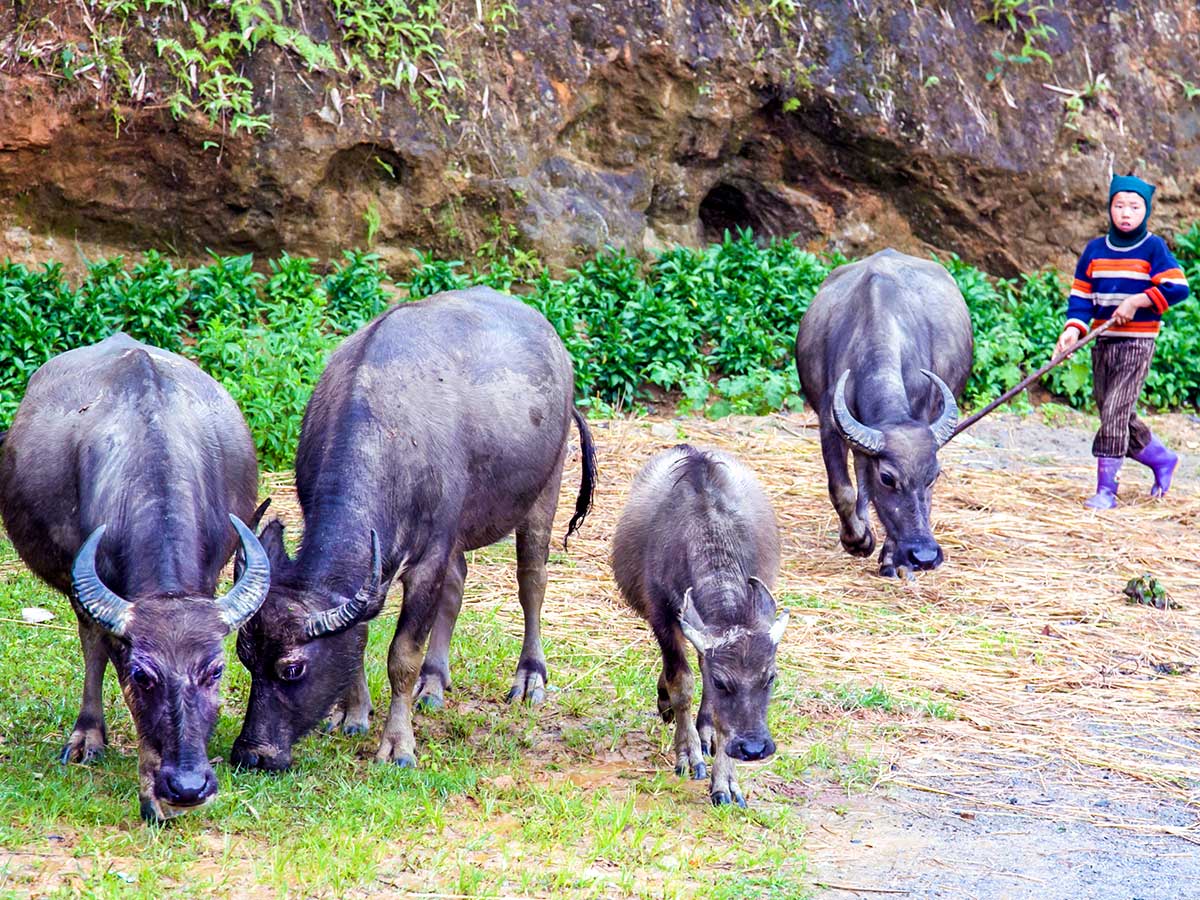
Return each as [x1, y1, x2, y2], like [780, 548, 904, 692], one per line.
[950, 319, 1114, 439]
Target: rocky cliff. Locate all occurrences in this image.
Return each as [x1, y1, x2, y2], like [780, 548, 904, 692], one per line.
[1, 1, 1197, 277]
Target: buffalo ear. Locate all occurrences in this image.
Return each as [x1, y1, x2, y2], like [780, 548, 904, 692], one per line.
[235, 516, 289, 583]
[747, 576, 777, 620]
[259, 518, 292, 569]
[249, 498, 272, 529]
[677, 587, 712, 654]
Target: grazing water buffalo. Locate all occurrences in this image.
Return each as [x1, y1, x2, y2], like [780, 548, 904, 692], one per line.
[232, 287, 596, 770]
[795, 249, 973, 577]
[0, 334, 271, 822]
[611, 445, 788, 807]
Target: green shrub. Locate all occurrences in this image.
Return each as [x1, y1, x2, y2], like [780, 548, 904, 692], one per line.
[77, 252, 188, 352]
[188, 252, 266, 329]
[325, 250, 391, 332]
[189, 257, 339, 470]
[2, 225, 1198, 475]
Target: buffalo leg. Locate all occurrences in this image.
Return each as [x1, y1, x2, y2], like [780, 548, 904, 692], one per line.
[414, 551, 467, 711]
[878, 537, 899, 579]
[653, 619, 704, 780]
[324, 658, 372, 735]
[61, 618, 108, 764]
[819, 419, 874, 556]
[507, 457, 564, 704]
[376, 551, 449, 767]
[695, 652, 714, 757]
[709, 728, 745, 807]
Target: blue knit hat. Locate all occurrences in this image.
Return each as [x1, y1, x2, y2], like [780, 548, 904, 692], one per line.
[1108, 174, 1155, 247]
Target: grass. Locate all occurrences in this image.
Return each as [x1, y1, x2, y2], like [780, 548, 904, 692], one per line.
[3, 411, 1198, 894]
[0, 528, 821, 898]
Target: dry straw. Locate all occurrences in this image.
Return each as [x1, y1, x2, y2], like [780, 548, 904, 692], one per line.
[261, 413, 1199, 840]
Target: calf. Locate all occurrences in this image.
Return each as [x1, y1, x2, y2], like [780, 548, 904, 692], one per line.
[611, 445, 788, 806]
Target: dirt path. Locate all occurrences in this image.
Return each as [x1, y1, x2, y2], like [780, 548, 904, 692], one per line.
[794, 407, 1200, 899]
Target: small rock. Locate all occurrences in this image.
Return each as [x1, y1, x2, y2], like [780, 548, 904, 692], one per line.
[21, 607, 55, 624]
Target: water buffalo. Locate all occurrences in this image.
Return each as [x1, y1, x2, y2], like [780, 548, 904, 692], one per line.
[232, 286, 596, 770]
[0, 334, 271, 822]
[611, 445, 788, 807]
[795, 249, 972, 577]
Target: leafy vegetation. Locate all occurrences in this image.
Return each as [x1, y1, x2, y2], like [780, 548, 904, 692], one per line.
[980, 0, 1057, 82]
[2, 227, 1199, 470]
[10, 0, 478, 133]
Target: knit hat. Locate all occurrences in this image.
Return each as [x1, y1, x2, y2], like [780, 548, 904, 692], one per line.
[1107, 174, 1155, 247]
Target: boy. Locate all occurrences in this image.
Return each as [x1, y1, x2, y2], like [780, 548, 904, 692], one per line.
[1054, 174, 1190, 509]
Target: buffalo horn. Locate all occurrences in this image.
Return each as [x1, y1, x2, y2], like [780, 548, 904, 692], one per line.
[304, 530, 385, 639]
[217, 514, 273, 631]
[832, 370, 885, 456]
[922, 369, 959, 447]
[72, 525, 133, 637]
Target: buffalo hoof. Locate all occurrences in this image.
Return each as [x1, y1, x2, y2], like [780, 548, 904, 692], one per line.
[675, 743, 706, 780]
[60, 726, 106, 765]
[711, 790, 746, 808]
[841, 527, 875, 558]
[506, 665, 548, 705]
[414, 670, 449, 712]
[415, 693, 444, 712]
[139, 797, 167, 826]
[323, 702, 372, 736]
[697, 718, 715, 757]
[375, 735, 418, 768]
[878, 563, 897, 578]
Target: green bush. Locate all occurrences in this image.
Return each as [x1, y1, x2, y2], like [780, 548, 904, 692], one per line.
[190, 258, 339, 470]
[2, 227, 1198, 474]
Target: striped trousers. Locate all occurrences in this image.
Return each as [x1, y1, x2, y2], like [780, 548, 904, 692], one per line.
[1091, 338, 1155, 458]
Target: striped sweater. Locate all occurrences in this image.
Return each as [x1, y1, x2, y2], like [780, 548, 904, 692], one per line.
[1065, 233, 1190, 339]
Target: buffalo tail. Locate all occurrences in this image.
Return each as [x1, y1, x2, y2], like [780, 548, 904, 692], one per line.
[565, 407, 597, 548]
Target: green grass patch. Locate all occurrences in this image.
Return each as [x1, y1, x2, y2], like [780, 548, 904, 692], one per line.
[0, 532, 822, 896]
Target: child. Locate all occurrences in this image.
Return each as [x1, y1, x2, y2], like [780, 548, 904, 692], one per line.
[1055, 174, 1190, 509]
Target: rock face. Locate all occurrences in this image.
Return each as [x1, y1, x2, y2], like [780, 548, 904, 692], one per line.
[1, 1, 1198, 277]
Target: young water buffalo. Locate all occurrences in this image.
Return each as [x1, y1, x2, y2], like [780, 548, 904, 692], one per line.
[232, 287, 596, 770]
[0, 334, 271, 823]
[795, 249, 973, 577]
[611, 445, 788, 807]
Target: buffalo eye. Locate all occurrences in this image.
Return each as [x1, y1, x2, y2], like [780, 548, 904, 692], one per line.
[206, 664, 225, 686]
[130, 666, 156, 690]
[880, 471, 897, 489]
[278, 660, 306, 682]
[712, 676, 733, 695]
[765, 671, 777, 689]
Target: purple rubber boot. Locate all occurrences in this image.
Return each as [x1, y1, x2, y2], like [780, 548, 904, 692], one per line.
[1132, 435, 1179, 497]
[1085, 457, 1122, 509]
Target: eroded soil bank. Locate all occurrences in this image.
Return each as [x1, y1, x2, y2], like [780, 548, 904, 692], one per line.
[2, 2, 1199, 279]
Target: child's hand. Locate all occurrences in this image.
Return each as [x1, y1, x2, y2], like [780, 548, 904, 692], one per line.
[1055, 327, 1080, 356]
[1111, 293, 1151, 325]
